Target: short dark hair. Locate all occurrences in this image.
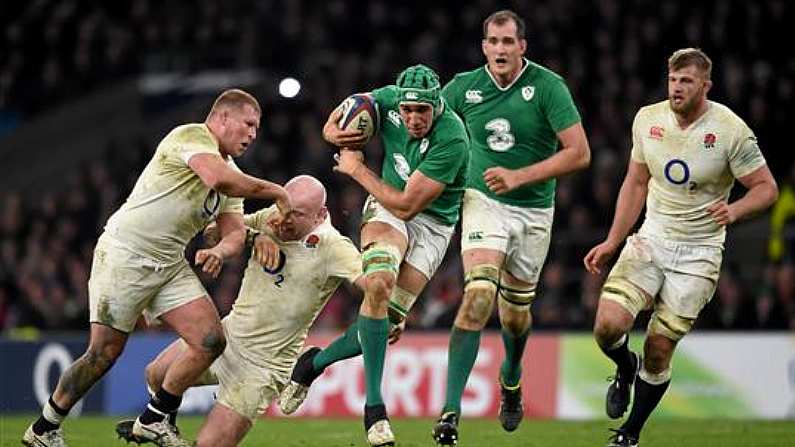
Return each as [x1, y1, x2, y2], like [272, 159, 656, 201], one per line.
[668, 48, 713, 80]
[483, 10, 526, 40]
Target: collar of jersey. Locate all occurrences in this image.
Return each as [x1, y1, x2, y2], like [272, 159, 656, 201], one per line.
[667, 100, 714, 132]
[484, 58, 531, 92]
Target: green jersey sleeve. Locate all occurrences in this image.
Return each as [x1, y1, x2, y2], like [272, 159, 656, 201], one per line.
[442, 79, 463, 116]
[417, 137, 468, 185]
[541, 78, 581, 132]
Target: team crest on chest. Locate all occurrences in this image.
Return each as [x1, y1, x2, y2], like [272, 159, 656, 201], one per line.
[521, 85, 535, 101]
[465, 90, 483, 103]
[419, 138, 429, 154]
[305, 234, 319, 249]
[703, 133, 717, 150]
[649, 126, 665, 140]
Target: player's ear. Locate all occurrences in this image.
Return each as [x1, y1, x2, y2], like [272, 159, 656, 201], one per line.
[481, 39, 488, 57]
[519, 38, 527, 55]
[703, 79, 713, 96]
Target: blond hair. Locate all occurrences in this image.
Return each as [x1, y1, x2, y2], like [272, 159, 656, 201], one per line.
[208, 88, 261, 117]
[668, 48, 712, 79]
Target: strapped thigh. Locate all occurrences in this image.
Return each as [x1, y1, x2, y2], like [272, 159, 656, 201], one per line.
[497, 270, 536, 307]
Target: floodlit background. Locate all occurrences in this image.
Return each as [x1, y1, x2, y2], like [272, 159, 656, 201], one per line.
[1, 0, 794, 436]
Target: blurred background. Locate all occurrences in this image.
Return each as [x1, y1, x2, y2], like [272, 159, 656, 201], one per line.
[1, 0, 793, 335]
[2, 0, 795, 426]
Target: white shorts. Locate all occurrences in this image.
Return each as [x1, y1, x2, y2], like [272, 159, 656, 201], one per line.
[460, 189, 553, 286]
[604, 234, 723, 319]
[362, 195, 455, 280]
[203, 334, 285, 421]
[192, 324, 285, 421]
[88, 234, 209, 333]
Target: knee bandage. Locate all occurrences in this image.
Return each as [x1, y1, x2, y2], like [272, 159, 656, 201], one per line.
[601, 277, 650, 317]
[648, 305, 695, 341]
[464, 265, 500, 321]
[464, 264, 499, 294]
[498, 271, 536, 306]
[361, 243, 402, 277]
[388, 286, 418, 324]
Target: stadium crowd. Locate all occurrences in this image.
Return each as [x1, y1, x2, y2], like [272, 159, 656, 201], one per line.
[1, 0, 794, 332]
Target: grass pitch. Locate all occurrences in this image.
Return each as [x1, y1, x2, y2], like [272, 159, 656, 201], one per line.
[1, 415, 793, 446]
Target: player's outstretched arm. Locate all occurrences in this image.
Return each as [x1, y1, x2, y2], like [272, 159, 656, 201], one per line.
[708, 165, 778, 226]
[188, 153, 291, 214]
[584, 160, 650, 275]
[485, 122, 591, 193]
[333, 149, 444, 221]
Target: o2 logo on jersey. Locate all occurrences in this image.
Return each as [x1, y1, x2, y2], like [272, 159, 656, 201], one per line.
[485, 118, 515, 152]
[263, 250, 287, 287]
[202, 190, 221, 218]
[664, 159, 690, 185]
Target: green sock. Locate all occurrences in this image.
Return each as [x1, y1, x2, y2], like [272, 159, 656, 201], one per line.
[358, 314, 389, 407]
[499, 327, 530, 387]
[443, 326, 481, 415]
[313, 323, 363, 372]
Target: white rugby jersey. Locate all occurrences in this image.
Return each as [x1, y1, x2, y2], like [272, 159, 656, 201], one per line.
[104, 124, 243, 263]
[224, 206, 362, 375]
[631, 100, 766, 246]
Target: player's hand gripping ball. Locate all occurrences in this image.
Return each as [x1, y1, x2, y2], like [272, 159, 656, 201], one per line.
[336, 94, 378, 148]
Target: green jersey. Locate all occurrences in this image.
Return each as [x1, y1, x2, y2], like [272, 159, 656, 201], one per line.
[371, 86, 469, 226]
[443, 59, 581, 208]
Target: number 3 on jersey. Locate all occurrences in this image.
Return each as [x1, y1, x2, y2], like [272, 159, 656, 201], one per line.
[485, 118, 515, 152]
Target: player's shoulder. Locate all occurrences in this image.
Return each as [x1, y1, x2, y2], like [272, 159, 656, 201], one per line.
[169, 123, 214, 141]
[313, 222, 359, 252]
[435, 104, 469, 141]
[526, 60, 566, 84]
[446, 66, 488, 89]
[371, 85, 399, 108]
[634, 100, 669, 122]
[706, 100, 749, 128]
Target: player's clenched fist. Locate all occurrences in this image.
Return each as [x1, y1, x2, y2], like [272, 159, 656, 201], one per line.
[333, 149, 365, 177]
[195, 246, 224, 278]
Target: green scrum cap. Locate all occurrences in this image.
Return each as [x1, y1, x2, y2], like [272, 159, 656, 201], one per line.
[396, 64, 442, 118]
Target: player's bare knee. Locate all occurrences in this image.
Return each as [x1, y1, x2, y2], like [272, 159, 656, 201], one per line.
[361, 243, 401, 300]
[499, 305, 531, 335]
[459, 288, 494, 328]
[365, 272, 395, 302]
[643, 348, 672, 374]
[593, 318, 625, 349]
[200, 328, 226, 359]
[457, 264, 499, 328]
[643, 334, 676, 373]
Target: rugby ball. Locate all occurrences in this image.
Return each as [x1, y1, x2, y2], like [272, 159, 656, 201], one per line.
[337, 94, 378, 147]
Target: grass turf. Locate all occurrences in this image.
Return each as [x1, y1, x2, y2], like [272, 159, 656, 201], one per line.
[1, 415, 793, 446]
